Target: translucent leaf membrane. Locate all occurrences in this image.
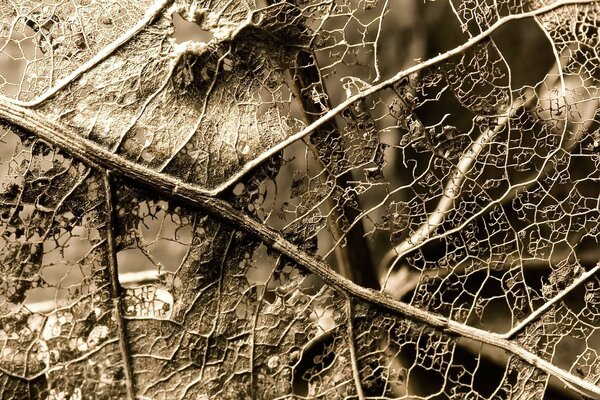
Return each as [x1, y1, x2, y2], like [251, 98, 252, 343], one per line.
[1, 0, 388, 193]
[111, 179, 355, 398]
[0, 0, 154, 101]
[0, 126, 128, 398]
[0, 126, 587, 399]
[0, 0, 600, 398]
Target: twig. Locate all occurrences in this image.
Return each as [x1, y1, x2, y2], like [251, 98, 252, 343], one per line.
[276, 28, 379, 287]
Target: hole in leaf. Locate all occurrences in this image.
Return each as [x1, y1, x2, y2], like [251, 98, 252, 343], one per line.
[232, 182, 245, 196]
[172, 13, 213, 44]
[453, 338, 508, 398]
[223, 56, 233, 71]
[491, 18, 554, 89]
[0, 24, 36, 98]
[24, 287, 60, 313]
[293, 331, 336, 396]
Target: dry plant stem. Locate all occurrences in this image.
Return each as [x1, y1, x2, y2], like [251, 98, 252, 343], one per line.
[371, 42, 592, 285]
[1, 101, 599, 398]
[392, 100, 598, 299]
[102, 172, 136, 400]
[380, 43, 581, 289]
[23, 269, 165, 313]
[258, 0, 374, 284]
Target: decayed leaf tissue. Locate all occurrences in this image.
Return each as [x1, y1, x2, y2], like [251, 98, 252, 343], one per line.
[0, 0, 600, 398]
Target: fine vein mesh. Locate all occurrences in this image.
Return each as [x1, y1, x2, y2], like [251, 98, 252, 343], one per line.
[0, 0, 599, 398]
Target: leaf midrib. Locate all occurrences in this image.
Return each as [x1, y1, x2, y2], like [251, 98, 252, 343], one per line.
[1, 98, 598, 398]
